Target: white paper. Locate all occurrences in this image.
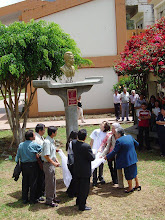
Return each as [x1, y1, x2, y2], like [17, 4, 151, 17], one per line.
[58, 149, 72, 188]
[91, 152, 106, 173]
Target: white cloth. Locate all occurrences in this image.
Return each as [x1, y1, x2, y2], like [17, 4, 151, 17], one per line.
[113, 93, 121, 104]
[152, 107, 160, 117]
[90, 129, 107, 152]
[130, 94, 139, 104]
[34, 132, 44, 146]
[91, 152, 106, 173]
[58, 149, 72, 188]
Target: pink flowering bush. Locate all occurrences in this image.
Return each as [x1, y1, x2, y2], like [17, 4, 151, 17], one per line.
[114, 17, 165, 83]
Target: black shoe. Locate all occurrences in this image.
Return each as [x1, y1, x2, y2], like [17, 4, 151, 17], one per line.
[100, 180, 106, 185]
[125, 188, 134, 193]
[122, 119, 124, 121]
[46, 202, 58, 207]
[22, 200, 29, 204]
[133, 186, 141, 191]
[79, 206, 92, 211]
[38, 197, 44, 202]
[30, 199, 38, 204]
[127, 119, 130, 121]
[92, 182, 97, 187]
[53, 199, 60, 203]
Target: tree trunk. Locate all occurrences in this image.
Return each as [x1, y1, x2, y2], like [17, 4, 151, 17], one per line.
[1, 81, 37, 147]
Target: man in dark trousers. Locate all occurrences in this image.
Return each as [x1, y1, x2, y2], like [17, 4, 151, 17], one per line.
[15, 130, 42, 204]
[72, 129, 95, 211]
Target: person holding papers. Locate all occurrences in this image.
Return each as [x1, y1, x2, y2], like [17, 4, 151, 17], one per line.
[90, 121, 110, 186]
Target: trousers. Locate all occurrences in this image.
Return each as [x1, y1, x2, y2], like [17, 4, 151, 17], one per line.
[21, 162, 38, 202]
[107, 159, 118, 184]
[114, 103, 120, 120]
[138, 126, 150, 150]
[76, 177, 90, 211]
[93, 163, 104, 183]
[121, 103, 129, 120]
[43, 162, 56, 204]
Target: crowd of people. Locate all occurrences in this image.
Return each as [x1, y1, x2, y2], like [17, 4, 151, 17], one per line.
[15, 120, 145, 211]
[113, 88, 165, 156]
[14, 88, 165, 210]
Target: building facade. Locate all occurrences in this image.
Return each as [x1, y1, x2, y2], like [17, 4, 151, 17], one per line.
[0, 0, 127, 117]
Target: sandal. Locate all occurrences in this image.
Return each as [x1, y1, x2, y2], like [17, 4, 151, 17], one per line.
[125, 188, 134, 193]
[133, 186, 141, 191]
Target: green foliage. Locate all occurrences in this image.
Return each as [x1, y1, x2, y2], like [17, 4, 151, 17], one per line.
[113, 76, 146, 94]
[0, 20, 91, 84]
[126, 14, 135, 30]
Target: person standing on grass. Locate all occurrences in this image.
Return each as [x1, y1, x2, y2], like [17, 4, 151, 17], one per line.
[66, 130, 78, 198]
[113, 89, 121, 121]
[99, 123, 125, 188]
[72, 129, 95, 211]
[130, 90, 139, 122]
[138, 102, 151, 151]
[34, 123, 45, 202]
[77, 96, 85, 123]
[121, 87, 130, 121]
[41, 126, 60, 207]
[15, 130, 42, 204]
[105, 128, 141, 193]
[90, 121, 110, 186]
[156, 105, 165, 157]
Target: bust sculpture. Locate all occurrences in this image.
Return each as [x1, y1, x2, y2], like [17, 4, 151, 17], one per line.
[60, 51, 75, 82]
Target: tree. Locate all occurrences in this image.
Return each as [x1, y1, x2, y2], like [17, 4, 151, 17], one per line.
[0, 20, 91, 146]
[114, 17, 165, 94]
[113, 76, 146, 95]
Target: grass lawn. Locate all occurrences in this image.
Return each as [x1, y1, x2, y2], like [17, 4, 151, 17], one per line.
[0, 124, 165, 220]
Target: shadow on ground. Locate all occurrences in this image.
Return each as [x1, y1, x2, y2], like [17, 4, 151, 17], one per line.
[90, 182, 129, 198]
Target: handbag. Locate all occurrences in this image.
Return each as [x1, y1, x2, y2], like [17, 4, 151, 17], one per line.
[68, 154, 74, 165]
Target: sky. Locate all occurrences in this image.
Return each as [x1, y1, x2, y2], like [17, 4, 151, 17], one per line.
[0, 0, 25, 8]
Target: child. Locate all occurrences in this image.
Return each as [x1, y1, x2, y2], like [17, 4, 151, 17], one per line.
[90, 121, 110, 186]
[77, 96, 85, 123]
[138, 103, 151, 150]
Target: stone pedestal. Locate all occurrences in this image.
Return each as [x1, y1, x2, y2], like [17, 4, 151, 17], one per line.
[33, 77, 103, 138]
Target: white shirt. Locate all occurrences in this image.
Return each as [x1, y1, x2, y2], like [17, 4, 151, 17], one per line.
[113, 93, 121, 104]
[130, 94, 139, 104]
[34, 132, 44, 147]
[152, 107, 160, 117]
[121, 92, 130, 103]
[90, 129, 107, 153]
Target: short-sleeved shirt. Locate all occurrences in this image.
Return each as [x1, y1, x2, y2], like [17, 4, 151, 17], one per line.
[138, 109, 151, 127]
[130, 94, 139, 104]
[152, 107, 160, 117]
[156, 114, 165, 133]
[121, 92, 130, 103]
[135, 99, 146, 108]
[41, 136, 56, 162]
[15, 140, 42, 163]
[90, 129, 107, 153]
[113, 93, 121, 104]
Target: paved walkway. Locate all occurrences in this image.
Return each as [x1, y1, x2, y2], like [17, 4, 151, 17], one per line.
[0, 97, 132, 130]
[0, 117, 132, 130]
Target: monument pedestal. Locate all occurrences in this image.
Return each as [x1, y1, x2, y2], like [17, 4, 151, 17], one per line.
[33, 77, 103, 138]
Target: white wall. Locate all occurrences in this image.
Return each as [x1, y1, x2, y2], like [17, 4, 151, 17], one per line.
[36, 0, 118, 113]
[36, 0, 117, 57]
[37, 67, 118, 112]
